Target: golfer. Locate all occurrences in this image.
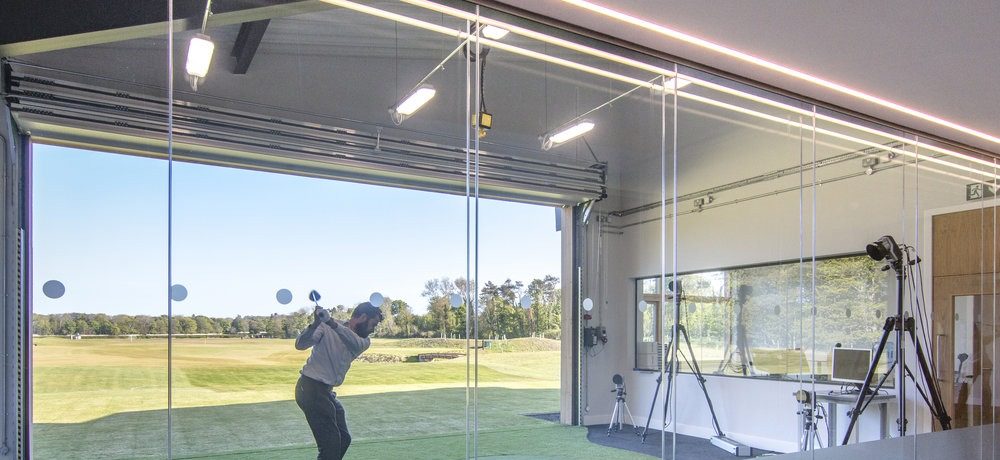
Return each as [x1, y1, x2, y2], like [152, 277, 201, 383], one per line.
[295, 302, 383, 460]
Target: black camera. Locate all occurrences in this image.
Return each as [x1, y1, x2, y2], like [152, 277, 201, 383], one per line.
[866, 235, 902, 263]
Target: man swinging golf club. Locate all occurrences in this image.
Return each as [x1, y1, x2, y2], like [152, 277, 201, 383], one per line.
[295, 291, 383, 460]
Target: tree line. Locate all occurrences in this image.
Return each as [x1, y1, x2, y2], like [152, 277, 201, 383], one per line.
[32, 275, 561, 340]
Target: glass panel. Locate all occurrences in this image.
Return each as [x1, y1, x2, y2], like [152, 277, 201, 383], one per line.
[30, 143, 170, 459]
[672, 64, 812, 458]
[468, 4, 671, 458]
[808, 111, 911, 452]
[909, 136, 997, 459]
[25, 20, 173, 460]
[165, 3, 474, 459]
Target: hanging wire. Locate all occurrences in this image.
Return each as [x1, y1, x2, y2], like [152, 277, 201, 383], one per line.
[166, 0, 176, 457]
[199, 0, 212, 34]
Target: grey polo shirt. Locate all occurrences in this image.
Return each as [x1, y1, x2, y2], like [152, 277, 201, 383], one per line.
[296, 320, 371, 387]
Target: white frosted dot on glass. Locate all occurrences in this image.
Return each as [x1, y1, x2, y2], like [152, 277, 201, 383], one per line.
[170, 284, 188, 302]
[42, 280, 65, 299]
[520, 294, 532, 309]
[369, 292, 384, 308]
[638, 300, 647, 313]
[276, 289, 293, 305]
[582, 298, 594, 311]
[450, 293, 462, 308]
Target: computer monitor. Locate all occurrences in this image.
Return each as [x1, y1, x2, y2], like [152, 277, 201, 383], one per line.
[831, 347, 873, 384]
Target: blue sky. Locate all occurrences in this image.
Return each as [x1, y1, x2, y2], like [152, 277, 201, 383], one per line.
[31, 144, 561, 317]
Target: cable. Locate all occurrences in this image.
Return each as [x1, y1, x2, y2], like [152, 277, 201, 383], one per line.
[904, 246, 936, 386]
[478, 57, 488, 114]
[911, 247, 935, 367]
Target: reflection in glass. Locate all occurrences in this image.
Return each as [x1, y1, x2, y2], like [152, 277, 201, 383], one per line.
[951, 294, 998, 428]
[636, 255, 890, 383]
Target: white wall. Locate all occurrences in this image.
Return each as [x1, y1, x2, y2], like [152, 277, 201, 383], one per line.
[580, 122, 982, 453]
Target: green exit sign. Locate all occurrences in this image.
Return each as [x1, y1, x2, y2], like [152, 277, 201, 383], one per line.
[967, 183, 996, 201]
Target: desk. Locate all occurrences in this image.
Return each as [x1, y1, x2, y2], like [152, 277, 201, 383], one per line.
[815, 392, 895, 445]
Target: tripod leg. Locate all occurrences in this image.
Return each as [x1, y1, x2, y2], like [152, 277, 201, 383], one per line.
[662, 365, 676, 427]
[843, 316, 895, 446]
[858, 360, 896, 416]
[659, 332, 679, 433]
[618, 398, 624, 431]
[642, 335, 674, 443]
[640, 375, 662, 442]
[904, 365, 939, 419]
[680, 326, 725, 437]
[608, 399, 619, 436]
[623, 402, 638, 434]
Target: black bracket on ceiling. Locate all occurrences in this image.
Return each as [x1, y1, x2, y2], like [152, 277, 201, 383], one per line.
[231, 19, 270, 75]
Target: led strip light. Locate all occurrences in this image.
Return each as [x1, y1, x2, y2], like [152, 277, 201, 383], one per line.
[559, 0, 1000, 147]
[677, 90, 1000, 181]
[400, 0, 997, 169]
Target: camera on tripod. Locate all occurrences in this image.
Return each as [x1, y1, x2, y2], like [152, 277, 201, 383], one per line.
[839, 235, 951, 445]
[607, 374, 638, 436]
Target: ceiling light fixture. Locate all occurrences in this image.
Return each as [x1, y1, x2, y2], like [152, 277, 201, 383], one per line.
[185, 34, 215, 79]
[481, 25, 510, 40]
[185, 0, 214, 91]
[541, 120, 595, 150]
[390, 84, 437, 124]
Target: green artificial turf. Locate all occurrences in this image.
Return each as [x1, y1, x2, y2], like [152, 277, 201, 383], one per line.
[31, 337, 643, 459]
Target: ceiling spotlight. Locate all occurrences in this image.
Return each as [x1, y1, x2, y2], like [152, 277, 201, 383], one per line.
[390, 84, 436, 124]
[481, 25, 510, 40]
[186, 34, 215, 79]
[186, 0, 215, 91]
[540, 119, 595, 150]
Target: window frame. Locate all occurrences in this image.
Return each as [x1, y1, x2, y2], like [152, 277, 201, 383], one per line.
[632, 251, 890, 386]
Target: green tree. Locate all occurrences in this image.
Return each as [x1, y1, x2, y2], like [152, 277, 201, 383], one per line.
[266, 314, 284, 338]
[174, 317, 198, 335]
[150, 316, 168, 334]
[423, 278, 459, 338]
[32, 315, 53, 335]
[390, 299, 415, 336]
[247, 318, 264, 335]
[194, 315, 217, 334]
[231, 315, 248, 334]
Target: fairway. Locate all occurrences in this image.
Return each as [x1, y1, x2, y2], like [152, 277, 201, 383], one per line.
[31, 337, 648, 459]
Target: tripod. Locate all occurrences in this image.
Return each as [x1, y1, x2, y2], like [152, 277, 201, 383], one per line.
[841, 236, 951, 445]
[794, 390, 826, 451]
[608, 374, 638, 436]
[639, 323, 725, 443]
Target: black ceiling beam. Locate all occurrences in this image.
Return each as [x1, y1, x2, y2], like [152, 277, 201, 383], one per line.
[0, 0, 327, 57]
[230, 19, 270, 75]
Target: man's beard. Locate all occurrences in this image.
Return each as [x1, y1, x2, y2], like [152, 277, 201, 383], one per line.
[355, 325, 373, 338]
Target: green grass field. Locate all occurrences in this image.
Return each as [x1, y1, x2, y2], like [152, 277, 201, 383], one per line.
[32, 337, 649, 459]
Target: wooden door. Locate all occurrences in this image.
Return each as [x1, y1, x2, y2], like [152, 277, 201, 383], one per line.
[932, 207, 1000, 430]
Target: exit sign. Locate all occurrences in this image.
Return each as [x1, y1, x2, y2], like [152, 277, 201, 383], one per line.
[967, 183, 996, 201]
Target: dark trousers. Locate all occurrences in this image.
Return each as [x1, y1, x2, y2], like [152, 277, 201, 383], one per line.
[296, 375, 351, 460]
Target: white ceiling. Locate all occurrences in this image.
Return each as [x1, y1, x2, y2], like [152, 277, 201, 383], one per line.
[496, 0, 1000, 155]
